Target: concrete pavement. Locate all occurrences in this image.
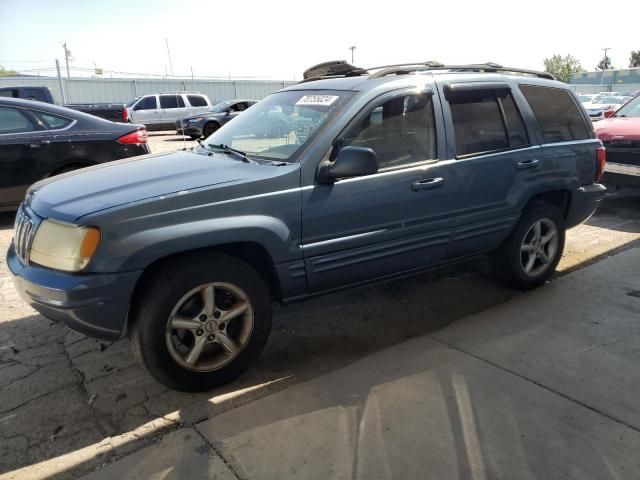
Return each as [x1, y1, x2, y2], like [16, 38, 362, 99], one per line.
[81, 247, 640, 480]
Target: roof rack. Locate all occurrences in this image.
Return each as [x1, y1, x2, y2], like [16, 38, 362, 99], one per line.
[368, 62, 555, 80]
[298, 60, 555, 83]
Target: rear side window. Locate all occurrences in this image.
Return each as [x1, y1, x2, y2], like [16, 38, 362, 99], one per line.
[34, 112, 72, 129]
[136, 96, 157, 110]
[0, 107, 35, 134]
[519, 85, 590, 143]
[448, 89, 529, 156]
[343, 92, 437, 169]
[187, 95, 207, 107]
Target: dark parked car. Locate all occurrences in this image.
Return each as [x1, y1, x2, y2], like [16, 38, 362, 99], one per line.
[8, 61, 606, 392]
[0, 97, 149, 211]
[0, 86, 127, 122]
[176, 99, 257, 138]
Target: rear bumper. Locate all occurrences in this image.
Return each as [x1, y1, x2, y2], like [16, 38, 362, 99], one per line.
[605, 162, 640, 177]
[7, 244, 142, 341]
[566, 183, 607, 228]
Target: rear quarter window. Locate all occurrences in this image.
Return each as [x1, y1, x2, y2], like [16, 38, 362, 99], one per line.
[519, 85, 591, 143]
[187, 95, 207, 107]
[34, 111, 73, 129]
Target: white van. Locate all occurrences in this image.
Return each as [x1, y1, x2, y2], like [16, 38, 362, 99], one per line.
[125, 93, 211, 130]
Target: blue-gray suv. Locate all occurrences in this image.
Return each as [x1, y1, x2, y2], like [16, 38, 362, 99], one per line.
[8, 61, 607, 392]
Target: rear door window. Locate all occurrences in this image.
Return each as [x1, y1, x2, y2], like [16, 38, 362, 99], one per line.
[448, 89, 529, 156]
[0, 107, 36, 134]
[519, 85, 591, 143]
[160, 95, 180, 109]
[187, 95, 207, 107]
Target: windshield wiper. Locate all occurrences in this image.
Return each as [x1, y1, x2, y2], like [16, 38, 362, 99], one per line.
[205, 144, 257, 164]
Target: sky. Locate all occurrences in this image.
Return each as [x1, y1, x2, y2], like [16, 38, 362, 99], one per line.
[1, 0, 639, 80]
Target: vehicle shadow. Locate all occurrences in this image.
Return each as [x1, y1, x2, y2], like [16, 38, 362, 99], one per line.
[0, 259, 519, 478]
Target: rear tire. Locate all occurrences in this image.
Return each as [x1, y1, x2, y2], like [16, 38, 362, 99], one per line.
[130, 253, 272, 392]
[491, 202, 565, 290]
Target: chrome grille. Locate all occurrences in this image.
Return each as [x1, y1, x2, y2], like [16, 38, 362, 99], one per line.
[13, 208, 37, 265]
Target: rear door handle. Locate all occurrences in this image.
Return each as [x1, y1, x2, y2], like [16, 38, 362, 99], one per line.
[516, 159, 540, 170]
[412, 177, 444, 191]
[27, 140, 51, 149]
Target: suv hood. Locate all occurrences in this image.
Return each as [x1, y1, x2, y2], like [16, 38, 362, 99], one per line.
[28, 150, 270, 222]
[594, 116, 640, 140]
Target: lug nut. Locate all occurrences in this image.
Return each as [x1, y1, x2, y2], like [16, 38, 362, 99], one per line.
[213, 311, 221, 319]
[199, 314, 207, 322]
[208, 334, 215, 341]
[196, 329, 203, 336]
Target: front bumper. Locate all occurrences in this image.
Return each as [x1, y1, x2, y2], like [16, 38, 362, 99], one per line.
[176, 120, 202, 137]
[565, 183, 607, 228]
[7, 244, 142, 341]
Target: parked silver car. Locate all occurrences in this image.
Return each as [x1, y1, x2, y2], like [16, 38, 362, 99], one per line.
[125, 93, 211, 130]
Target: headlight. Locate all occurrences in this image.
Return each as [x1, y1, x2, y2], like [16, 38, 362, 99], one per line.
[189, 117, 203, 122]
[30, 220, 101, 272]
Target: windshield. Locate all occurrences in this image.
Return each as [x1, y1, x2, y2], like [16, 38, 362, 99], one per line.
[614, 95, 640, 117]
[126, 98, 139, 107]
[209, 101, 233, 113]
[202, 90, 354, 162]
[594, 97, 623, 104]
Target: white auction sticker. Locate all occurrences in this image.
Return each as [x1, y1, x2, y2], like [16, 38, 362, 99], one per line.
[295, 95, 339, 106]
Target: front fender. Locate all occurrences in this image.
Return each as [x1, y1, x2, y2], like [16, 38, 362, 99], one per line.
[89, 214, 298, 272]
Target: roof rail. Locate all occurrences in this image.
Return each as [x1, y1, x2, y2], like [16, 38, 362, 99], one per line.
[367, 62, 555, 80]
[298, 60, 555, 84]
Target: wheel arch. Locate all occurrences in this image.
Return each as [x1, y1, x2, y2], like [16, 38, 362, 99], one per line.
[127, 241, 283, 332]
[524, 189, 572, 218]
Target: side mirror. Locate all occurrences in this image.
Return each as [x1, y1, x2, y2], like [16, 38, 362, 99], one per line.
[133, 104, 142, 111]
[604, 109, 615, 118]
[317, 146, 378, 183]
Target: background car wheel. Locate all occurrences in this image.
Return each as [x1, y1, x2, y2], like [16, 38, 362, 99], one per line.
[491, 201, 566, 290]
[202, 122, 220, 138]
[131, 253, 272, 392]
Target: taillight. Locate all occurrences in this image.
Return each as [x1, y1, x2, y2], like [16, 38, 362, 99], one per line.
[122, 108, 129, 122]
[596, 145, 606, 182]
[117, 128, 147, 145]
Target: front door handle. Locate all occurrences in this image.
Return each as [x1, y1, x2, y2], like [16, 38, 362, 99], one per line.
[516, 159, 540, 170]
[27, 140, 51, 149]
[412, 177, 444, 191]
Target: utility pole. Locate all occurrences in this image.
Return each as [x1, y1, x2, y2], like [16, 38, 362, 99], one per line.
[63, 42, 71, 78]
[165, 38, 174, 76]
[55, 59, 67, 104]
[349, 46, 356, 64]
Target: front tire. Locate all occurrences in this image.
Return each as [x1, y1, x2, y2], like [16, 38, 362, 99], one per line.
[131, 253, 272, 392]
[491, 202, 566, 290]
[202, 122, 220, 138]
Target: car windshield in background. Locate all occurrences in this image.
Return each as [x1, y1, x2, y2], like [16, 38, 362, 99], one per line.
[202, 90, 354, 162]
[126, 98, 139, 107]
[209, 101, 233, 113]
[614, 95, 640, 117]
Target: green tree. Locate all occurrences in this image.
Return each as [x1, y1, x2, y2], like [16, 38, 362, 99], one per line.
[543, 54, 585, 83]
[596, 56, 613, 71]
[0, 65, 18, 77]
[630, 50, 640, 68]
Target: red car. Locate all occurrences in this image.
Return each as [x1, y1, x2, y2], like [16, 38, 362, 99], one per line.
[593, 93, 640, 185]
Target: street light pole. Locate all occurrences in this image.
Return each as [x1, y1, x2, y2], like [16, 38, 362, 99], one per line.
[349, 46, 356, 64]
